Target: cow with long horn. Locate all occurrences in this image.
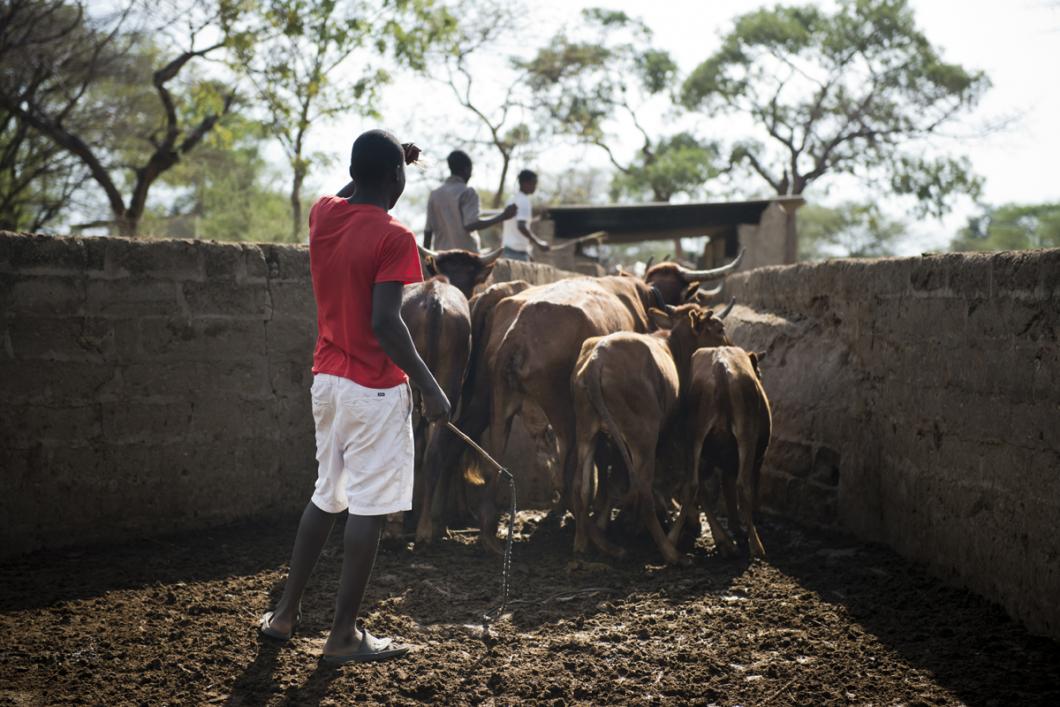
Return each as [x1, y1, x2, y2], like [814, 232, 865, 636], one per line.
[644, 249, 745, 306]
[473, 258, 742, 553]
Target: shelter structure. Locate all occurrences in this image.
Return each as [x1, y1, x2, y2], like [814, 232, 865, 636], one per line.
[536, 196, 805, 273]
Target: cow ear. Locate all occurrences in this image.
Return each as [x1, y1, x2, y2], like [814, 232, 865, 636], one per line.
[648, 307, 673, 330]
[424, 255, 437, 276]
[684, 282, 700, 300]
[749, 351, 765, 376]
[687, 310, 700, 332]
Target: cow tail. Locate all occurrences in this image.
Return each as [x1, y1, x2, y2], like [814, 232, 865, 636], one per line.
[425, 289, 443, 377]
[586, 354, 636, 478]
[463, 452, 486, 486]
[713, 359, 732, 432]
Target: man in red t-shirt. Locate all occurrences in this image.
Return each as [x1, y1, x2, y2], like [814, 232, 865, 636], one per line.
[260, 130, 450, 663]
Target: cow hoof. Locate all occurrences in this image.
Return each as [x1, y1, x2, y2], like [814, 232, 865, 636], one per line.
[716, 541, 739, 559]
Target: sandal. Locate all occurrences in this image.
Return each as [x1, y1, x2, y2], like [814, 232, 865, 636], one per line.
[321, 624, 410, 664]
[259, 610, 301, 642]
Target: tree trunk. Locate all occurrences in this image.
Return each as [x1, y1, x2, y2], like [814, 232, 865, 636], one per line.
[290, 166, 306, 242]
[492, 150, 511, 208]
[115, 211, 137, 238]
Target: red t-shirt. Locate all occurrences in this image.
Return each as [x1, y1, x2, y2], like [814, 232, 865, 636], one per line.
[309, 196, 423, 388]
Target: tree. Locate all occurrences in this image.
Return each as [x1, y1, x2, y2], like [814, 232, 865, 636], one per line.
[140, 115, 293, 242]
[609, 132, 720, 203]
[0, 109, 91, 232]
[797, 201, 904, 259]
[522, 8, 716, 202]
[681, 0, 989, 217]
[237, 0, 454, 240]
[425, 0, 534, 208]
[951, 202, 1060, 252]
[0, 0, 247, 236]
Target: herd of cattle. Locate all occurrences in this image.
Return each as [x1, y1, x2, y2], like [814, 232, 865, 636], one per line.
[399, 244, 772, 564]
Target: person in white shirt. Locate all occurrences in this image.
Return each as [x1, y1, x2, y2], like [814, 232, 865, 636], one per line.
[501, 170, 550, 261]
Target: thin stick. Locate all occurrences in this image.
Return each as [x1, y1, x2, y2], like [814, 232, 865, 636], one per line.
[549, 231, 608, 251]
[445, 422, 508, 478]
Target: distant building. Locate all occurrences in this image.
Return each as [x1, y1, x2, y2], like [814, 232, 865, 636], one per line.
[536, 196, 805, 274]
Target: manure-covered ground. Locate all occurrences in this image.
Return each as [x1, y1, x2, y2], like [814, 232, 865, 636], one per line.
[2, 512, 1058, 705]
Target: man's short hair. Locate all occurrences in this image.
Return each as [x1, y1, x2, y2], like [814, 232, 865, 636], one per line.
[350, 130, 403, 187]
[517, 169, 537, 184]
[447, 150, 472, 175]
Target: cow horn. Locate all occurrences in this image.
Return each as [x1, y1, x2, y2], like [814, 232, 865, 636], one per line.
[418, 244, 439, 259]
[718, 297, 736, 319]
[480, 246, 504, 265]
[644, 255, 655, 271]
[698, 282, 723, 299]
[679, 248, 745, 281]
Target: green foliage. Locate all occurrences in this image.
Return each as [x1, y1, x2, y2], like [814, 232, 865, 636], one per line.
[236, 0, 454, 238]
[0, 1, 251, 236]
[141, 117, 293, 242]
[521, 7, 712, 202]
[682, 0, 989, 216]
[951, 202, 1060, 252]
[797, 201, 905, 259]
[610, 133, 721, 203]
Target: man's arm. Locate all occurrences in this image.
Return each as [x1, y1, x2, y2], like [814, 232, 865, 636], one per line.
[371, 281, 450, 421]
[517, 221, 550, 250]
[464, 204, 518, 233]
[423, 229, 433, 249]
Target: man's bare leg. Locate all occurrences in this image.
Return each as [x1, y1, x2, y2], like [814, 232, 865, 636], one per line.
[323, 513, 383, 655]
[266, 501, 340, 636]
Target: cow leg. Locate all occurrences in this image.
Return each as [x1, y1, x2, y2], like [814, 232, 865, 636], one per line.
[481, 381, 520, 555]
[637, 456, 686, 566]
[580, 441, 627, 559]
[722, 470, 743, 544]
[572, 435, 596, 555]
[698, 469, 737, 558]
[737, 437, 766, 559]
[414, 421, 442, 546]
[667, 436, 704, 547]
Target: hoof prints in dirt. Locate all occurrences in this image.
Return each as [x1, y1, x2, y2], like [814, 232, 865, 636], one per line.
[1, 514, 1058, 704]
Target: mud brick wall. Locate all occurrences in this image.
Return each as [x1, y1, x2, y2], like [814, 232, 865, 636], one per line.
[0, 232, 318, 557]
[0, 232, 574, 557]
[722, 249, 1059, 639]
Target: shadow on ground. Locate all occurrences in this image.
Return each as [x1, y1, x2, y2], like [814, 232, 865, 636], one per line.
[1, 512, 1057, 704]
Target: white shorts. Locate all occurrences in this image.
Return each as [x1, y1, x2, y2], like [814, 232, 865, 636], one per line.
[309, 374, 415, 516]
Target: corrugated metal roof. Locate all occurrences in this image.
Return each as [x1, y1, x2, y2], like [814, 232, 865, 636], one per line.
[544, 196, 804, 244]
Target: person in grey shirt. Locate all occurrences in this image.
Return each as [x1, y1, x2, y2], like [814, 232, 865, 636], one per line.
[424, 150, 515, 251]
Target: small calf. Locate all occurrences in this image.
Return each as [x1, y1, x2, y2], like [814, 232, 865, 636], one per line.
[671, 346, 771, 558]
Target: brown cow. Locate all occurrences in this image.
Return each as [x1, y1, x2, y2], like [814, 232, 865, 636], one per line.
[474, 255, 744, 552]
[670, 346, 772, 559]
[418, 245, 503, 299]
[570, 304, 732, 564]
[413, 278, 532, 545]
[400, 279, 471, 540]
[643, 250, 743, 306]
[399, 247, 505, 544]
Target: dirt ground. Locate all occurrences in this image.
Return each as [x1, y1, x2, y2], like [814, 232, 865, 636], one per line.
[1, 512, 1058, 706]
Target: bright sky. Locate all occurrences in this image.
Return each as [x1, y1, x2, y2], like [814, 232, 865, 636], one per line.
[314, 0, 1060, 253]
